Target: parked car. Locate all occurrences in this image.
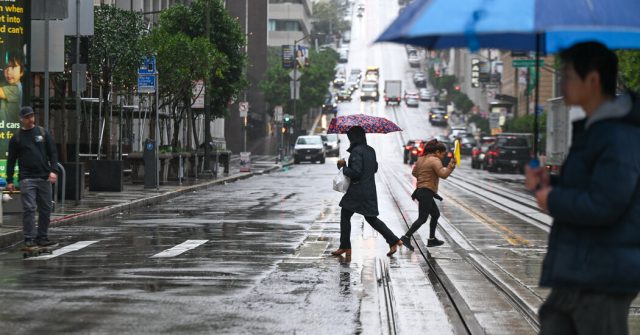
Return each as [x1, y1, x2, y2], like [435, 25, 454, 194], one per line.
[429, 108, 448, 126]
[320, 134, 340, 157]
[403, 139, 426, 164]
[294, 135, 326, 164]
[471, 136, 495, 169]
[419, 88, 431, 101]
[484, 133, 532, 173]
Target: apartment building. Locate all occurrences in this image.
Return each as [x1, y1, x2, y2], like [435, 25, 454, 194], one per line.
[268, 0, 313, 47]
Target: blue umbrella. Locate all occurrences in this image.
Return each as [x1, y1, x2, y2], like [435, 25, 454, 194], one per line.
[377, 0, 640, 53]
[377, 0, 640, 161]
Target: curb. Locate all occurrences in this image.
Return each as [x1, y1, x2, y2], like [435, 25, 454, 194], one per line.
[0, 165, 283, 249]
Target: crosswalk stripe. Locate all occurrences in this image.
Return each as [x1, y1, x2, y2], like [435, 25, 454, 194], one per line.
[27, 241, 99, 260]
[150, 240, 208, 258]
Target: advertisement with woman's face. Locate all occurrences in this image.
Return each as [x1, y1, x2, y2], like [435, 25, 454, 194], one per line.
[0, 0, 29, 177]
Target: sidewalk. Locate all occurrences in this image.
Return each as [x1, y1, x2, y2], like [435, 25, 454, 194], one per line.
[0, 160, 288, 249]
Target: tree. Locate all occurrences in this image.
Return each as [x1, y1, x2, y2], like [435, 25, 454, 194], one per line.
[89, 5, 148, 158]
[261, 48, 338, 119]
[145, 26, 226, 149]
[158, 0, 247, 119]
[618, 51, 640, 93]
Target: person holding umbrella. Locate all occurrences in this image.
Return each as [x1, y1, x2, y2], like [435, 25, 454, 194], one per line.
[526, 42, 640, 335]
[330, 126, 403, 257]
[400, 139, 456, 251]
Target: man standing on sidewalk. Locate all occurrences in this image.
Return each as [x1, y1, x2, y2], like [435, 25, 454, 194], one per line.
[6, 106, 59, 247]
[526, 42, 640, 335]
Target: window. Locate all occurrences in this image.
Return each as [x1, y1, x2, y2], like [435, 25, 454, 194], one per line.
[268, 19, 301, 32]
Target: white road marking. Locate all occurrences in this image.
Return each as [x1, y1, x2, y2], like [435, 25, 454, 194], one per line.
[150, 240, 208, 258]
[26, 241, 99, 260]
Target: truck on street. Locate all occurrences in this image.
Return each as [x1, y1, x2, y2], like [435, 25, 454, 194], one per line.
[384, 80, 402, 105]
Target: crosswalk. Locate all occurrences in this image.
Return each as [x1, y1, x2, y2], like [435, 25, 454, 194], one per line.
[24, 239, 210, 260]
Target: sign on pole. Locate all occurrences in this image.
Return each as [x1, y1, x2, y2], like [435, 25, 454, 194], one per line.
[138, 56, 157, 93]
[239, 101, 249, 118]
[290, 81, 301, 100]
[191, 80, 205, 108]
[71, 63, 87, 92]
[274, 105, 283, 122]
[471, 58, 481, 88]
[239, 152, 251, 172]
[512, 59, 544, 68]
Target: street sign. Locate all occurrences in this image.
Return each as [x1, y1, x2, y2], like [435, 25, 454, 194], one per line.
[274, 105, 283, 122]
[289, 70, 302, 81]
[239, 101, 249, 118]
[138, 75, 156, 93]
[290, 81, 300, 100]
[512, 59, 544, 68]
[471, 58, 480, 88]
[139, 57, 156, 75]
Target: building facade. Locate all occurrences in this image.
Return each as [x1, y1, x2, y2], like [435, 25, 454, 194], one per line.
[267, 0, 312, 47]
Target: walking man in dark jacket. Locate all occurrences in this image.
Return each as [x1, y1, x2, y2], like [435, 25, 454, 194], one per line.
[525, 42, 640, 335]
[6, 106, 59, 248]
[331, 126, 403, 257]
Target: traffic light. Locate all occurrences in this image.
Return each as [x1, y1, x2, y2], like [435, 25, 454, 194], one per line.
[282, 127, 287, 134]
[284, 114, 291, 123]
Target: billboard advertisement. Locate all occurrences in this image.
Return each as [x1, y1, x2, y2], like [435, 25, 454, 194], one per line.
[0, 0, 29, 178]
[282, 44, 309, 69]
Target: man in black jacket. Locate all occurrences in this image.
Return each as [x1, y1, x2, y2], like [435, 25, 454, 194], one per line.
[526, 42, 640, 335]
[6, 106, 59, 247]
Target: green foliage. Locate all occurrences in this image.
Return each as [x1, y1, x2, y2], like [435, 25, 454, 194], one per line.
[452, 93, 474, 114]
[159, 0, 247, 118]
[261, 47, 338, 118]
[312, 0, 350, 40]
[89, 5, 148, 90]
[618, 50, 640, 93]
[468, 114, 489, 135]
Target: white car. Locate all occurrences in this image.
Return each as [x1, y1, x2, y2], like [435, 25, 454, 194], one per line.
[294, 136, 326, 164]
[321, 134, 340, 157]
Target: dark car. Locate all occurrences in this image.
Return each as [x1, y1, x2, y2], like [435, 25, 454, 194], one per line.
[336, 88, 352, 102]
[322, 95, 338, 113]
[471, 136, 495, 169]
[459, 137, 478, 155]
[429, 108, 448, 126]
[403, 139, 426, 164]
[484, 133, 532, 173]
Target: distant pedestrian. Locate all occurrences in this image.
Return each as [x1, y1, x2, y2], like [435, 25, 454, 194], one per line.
[400, 139, 455, 251]
[331, 126, 403, 258]
[6, 106, 59, 248]
[525, 42, 640, 335]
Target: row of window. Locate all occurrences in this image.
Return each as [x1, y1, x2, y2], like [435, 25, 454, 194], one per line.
[268, 19, 302, 32]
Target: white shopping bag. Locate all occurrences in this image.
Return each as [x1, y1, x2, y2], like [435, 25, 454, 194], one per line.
[333, 168, 350, 193]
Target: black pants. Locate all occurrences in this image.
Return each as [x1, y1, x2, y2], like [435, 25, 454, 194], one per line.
[405, 188, 440, 239]
[339, 208, 399, 249]
[539, 288, 638, 335]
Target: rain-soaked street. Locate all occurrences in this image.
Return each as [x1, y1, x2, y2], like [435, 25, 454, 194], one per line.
[2, 0, 639, 334]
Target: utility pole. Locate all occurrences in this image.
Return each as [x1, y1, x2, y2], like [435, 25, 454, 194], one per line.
[203, 0, 212, 176]
[74, 0, 81, 205]
[243, 0, 248, 153]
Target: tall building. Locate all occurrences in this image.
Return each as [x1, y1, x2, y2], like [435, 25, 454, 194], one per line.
[267, 0, 313, 47]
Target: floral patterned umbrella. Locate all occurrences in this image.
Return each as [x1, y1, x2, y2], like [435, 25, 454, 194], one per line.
[327, 114, 402, 134]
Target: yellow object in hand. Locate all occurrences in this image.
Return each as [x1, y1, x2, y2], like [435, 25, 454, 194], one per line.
[454, 139, 461, 167]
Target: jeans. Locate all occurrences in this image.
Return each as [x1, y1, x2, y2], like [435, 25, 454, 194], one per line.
[405, 189, 440, 239]
[20, 178, 53, 241]
[339, 208, 399, 249]
[539, 288, 638, 335]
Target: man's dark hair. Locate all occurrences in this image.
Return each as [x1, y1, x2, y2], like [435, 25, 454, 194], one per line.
[424, 139, 446, 154]
[559, 41, 618, 97]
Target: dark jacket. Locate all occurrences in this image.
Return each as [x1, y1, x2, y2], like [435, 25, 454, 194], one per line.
[541, 93, 640, 292]
[6, 126, 58, 183]
[339, 127, 379, 217]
